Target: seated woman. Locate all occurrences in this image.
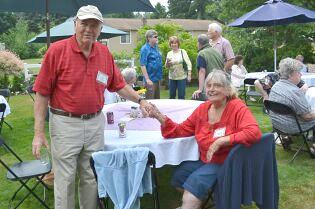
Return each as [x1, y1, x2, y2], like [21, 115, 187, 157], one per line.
[149, 70, 262, 209]
[104, 68, 137, 104]
[121, 67, 138, 88]
[268, 58, 315, 152]
[231, 55, 247, 88]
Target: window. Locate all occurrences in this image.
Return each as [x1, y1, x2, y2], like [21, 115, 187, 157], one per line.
[120, 31, 131, 44]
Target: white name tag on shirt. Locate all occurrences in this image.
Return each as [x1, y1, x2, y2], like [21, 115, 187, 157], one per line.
[213, 127, 226, 138]
[96, 71, 108, 85]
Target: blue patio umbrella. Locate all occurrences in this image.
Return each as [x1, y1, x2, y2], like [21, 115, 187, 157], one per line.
[27, 18, 127, 43]
[228, 0, 315, 71]
[0, 0, 155, 46]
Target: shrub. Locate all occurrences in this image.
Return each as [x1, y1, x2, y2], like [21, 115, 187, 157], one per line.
[0, 50, 24, 76]
[112, 50, 135, 70]
[0, 50, 24, 90]
[11, 74, 27, 94]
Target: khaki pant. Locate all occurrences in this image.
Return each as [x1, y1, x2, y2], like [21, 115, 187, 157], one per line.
[145, 81, 160, 99]
[49, 112, 105, 209]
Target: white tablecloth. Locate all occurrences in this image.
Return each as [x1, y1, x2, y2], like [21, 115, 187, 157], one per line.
[102, 99, 202, 168]
[245, 72, 273, 80]
[301, 73, 315, 87]
[0, 95, 11, 117]
[305, 87, 315, 110]
[245, 72, 315, 87]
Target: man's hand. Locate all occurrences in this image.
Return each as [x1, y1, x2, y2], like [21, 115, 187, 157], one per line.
[32, 133, 49, 159]
[192, 90, 202, 99]
[146, 79, 153, 87]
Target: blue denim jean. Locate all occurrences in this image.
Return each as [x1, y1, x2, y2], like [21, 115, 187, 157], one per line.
[171, 160, 221, 200]
[169, 79, 186, 99]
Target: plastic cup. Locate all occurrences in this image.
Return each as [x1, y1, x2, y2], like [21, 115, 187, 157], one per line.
[40, 148, 50, 165]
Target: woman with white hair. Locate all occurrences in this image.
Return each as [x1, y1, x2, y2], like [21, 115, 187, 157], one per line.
[149, 70, 261, 209]
[268, 58, 315, 153]
[104, 68, 138, 104]
[121, 67, 137, 87]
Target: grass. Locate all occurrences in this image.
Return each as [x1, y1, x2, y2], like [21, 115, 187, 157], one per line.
[0, 87, 315, 209]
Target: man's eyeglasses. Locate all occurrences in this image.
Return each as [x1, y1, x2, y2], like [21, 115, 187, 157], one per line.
[152, 35, 158, 38]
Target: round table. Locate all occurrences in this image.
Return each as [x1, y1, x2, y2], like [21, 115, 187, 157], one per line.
[305, 87, 315, 110]
[245, 72, 315, 87]
[102, 99, 202, 168]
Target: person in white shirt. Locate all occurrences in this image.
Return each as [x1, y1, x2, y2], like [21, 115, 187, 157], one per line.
[231, 55, 247, 88]
[104, 68, 138, 104]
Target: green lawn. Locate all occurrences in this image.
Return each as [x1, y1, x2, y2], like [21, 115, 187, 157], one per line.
[0, 88, 314, 209]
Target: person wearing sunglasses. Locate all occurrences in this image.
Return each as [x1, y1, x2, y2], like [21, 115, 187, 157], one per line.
[140, 29, 163, 99]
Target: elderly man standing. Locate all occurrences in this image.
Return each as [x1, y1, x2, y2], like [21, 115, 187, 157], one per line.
[208, 22, 235, 73]
[32, 5, 151, 209]
[192, 34, 224, 100]
[140, 29, 163, 99]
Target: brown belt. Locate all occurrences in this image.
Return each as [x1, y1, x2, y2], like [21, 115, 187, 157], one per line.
[50, 108, 101, 120]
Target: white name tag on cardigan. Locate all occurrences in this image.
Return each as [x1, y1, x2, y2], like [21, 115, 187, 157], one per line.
[213, 127, 226, 138]
[96, 71, 108, 85]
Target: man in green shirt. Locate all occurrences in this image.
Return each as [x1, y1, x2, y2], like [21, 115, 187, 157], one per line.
[192, 34, 224, 100]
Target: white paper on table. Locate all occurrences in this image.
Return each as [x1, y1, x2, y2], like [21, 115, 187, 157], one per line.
[119, 115, 136, 123]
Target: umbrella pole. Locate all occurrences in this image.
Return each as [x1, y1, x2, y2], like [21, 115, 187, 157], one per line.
[46, 0, 50, 48]
[273, 24, 277, 72]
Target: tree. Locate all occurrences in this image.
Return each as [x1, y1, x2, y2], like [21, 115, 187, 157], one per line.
[168, 0, 197, 19]
[0, 13, 17, 35]
[0, 19, 42, 59]
[104, 12, 135, 18]
[205, 0, 315, 71]
[150, 3, 168, 19]
[189, 0, 211, 19]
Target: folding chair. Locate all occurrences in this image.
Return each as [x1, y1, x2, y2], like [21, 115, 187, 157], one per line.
[243, 78, 262, 106]
[0, 137, 52, 209]
[0, 103, 6, 134]
[264, 100, 315, 162]
[90, 149, 160, 209]
[202, 133, 279, 209]
[26, 85, 35, 102]
[0, 88, 13, 130]
[0, 88, 11, 102]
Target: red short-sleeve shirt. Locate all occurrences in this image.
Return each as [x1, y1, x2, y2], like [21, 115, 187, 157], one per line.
[33, 35, 125, 114]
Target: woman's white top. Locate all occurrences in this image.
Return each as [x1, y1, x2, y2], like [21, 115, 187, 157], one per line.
[231, 64, 248, 88]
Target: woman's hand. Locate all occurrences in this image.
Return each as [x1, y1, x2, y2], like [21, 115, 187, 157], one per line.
[166, 58, 172, 68]
[187, 73, 191, 83]
[206, 136, 230, 162]
[148, 103, 166, 125]
[139, 100, 153, 117]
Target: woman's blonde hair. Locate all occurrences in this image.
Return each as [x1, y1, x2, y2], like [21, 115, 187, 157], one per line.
[205, 70, 238, 100]
[168, 36, 180, 47]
